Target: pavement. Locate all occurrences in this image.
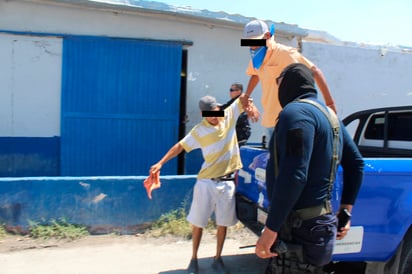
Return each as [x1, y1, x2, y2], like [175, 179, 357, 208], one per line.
[0, 231, 269, 274]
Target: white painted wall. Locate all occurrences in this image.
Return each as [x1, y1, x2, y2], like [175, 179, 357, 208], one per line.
[302, 42, 412, 119]
[0, 0, 299, 142]
[0, 33, 62, 137]
[2, 1, 410, 143]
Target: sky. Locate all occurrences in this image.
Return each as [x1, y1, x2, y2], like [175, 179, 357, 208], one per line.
[158, 0, 412, 47]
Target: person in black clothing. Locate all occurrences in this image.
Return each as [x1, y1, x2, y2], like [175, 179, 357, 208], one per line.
[221, 83, 255, 146]
[255, 64, 364, 273]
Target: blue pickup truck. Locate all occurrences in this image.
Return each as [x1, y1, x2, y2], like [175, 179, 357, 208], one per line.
[235, 105, 412, 274]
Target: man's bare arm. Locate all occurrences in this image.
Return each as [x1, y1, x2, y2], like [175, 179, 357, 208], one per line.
[240, 75, 260, 111]
[311, 66, 337, 113]
[150, 143, 184, 174]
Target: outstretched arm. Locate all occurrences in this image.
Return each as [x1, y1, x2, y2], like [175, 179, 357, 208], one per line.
[311, 65, 337, 113]
[150, 142, 184, 174]
[245, 75, 259, 98]
[240, 75, 259, 111]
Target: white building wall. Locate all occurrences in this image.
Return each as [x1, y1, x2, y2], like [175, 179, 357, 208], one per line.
[1, 0, 300, 142]
[302, 42, 412, 119]
[0, 33, 62, 137]
[2, 1, 410, 143]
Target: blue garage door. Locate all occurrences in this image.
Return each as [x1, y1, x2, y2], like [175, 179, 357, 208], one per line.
[61, 36, 182, 176]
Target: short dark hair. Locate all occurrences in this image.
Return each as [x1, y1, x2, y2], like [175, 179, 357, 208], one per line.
[231, 83, 243, 91]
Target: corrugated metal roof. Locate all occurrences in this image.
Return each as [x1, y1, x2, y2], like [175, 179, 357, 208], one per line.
[50, 0, 310, 38]
[33, 0, 412, 51]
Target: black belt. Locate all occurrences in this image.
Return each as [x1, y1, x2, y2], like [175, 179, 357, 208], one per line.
[211, 174, 235, 182]
[294, 200, 332, 220]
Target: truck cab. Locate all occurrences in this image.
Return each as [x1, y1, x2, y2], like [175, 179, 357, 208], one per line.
[235, 105, 412, 274]
[343, 105, 412, 157]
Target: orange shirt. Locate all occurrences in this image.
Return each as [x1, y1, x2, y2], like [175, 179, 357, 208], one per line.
[246, 37, 314, 128]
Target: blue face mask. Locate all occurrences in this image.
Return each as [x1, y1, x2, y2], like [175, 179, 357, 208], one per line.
[250, 46, 267, 69]
[249, 23, 274, 69]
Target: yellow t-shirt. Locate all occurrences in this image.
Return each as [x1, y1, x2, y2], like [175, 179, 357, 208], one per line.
[179, 99, 243, 179]
[246, 37, 314, 128]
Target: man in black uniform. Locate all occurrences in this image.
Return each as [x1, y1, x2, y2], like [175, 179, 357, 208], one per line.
[255, 64, 364, 273]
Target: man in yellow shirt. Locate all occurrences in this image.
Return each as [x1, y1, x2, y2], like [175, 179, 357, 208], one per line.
[150, 95, 243, 274]
[240, 19, 336, 137]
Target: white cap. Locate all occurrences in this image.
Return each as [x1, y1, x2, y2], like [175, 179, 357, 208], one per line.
[243, 20, 269, 39]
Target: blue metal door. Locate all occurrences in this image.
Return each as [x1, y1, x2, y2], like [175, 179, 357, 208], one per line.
[61, 36, 182, 176]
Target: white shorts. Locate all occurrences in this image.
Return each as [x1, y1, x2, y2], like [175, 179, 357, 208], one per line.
[187, 178, 238, 228]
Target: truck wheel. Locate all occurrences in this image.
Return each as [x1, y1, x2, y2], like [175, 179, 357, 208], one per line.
[399, 233, 412, 274]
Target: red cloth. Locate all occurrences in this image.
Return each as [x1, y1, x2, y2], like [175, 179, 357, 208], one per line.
[143, 170, 161, 199]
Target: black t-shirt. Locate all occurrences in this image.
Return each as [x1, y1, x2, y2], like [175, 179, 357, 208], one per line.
[220, 96, 251, 145]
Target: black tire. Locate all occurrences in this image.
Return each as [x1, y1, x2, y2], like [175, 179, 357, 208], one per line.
[399, 232, 412, 274]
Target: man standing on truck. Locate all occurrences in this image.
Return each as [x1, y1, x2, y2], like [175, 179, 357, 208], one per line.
[239, 19, 336, 139]
[254, 64, 364, 273]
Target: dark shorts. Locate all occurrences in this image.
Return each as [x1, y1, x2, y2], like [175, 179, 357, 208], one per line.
[291, 213, 337, 266]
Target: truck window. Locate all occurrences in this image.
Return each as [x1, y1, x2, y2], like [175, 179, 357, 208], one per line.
[388, 113, 412, 141]
[361, 111, 412, 152]
[364, 112, 412, 142]
[364, 115, 385, 140]
[344, 118, 360, 139]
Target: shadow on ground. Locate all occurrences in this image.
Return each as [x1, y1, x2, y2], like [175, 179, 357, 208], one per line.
[159, 253, 268, 273]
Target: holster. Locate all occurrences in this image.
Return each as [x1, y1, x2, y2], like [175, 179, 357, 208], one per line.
[278, 211, 302, 242]
[279, 200, 332, 241]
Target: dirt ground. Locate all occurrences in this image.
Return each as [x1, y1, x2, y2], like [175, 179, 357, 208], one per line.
[0, 228, 269, 274]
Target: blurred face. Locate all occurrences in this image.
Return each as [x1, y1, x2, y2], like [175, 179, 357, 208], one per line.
[249, 32, 271, 50]
[229, 85, 242, 98]
[205, 106, 222, 126]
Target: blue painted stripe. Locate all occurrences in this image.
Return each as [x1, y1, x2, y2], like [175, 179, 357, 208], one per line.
[0, 175, 197, 234]
[0, 137, 60, 177]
